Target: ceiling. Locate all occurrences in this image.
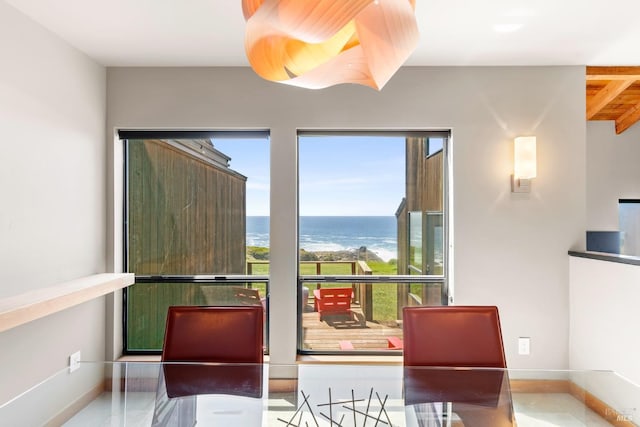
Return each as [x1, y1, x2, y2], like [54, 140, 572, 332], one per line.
[6, 0, 640, 131]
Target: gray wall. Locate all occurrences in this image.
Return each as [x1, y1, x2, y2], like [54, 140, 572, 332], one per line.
[586, 121, 640, 231]
[570, 256, 640, 384]
[0, 2, 106, 404]
[107, 65, 586, 370]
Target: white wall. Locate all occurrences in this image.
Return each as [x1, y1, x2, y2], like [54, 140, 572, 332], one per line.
[0, 2, 106, 404]
[586, 121, 640, 231]
[569, 255, 640, 385]
[107, 65, 586, 370]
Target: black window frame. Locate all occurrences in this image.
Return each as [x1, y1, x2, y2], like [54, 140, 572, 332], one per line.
[121, 129, 270, 355]
[296, 130, 451, 355]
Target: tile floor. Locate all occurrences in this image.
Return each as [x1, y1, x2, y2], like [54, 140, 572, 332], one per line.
[63, 391, 612, 426]
[512, 393, 612, 427]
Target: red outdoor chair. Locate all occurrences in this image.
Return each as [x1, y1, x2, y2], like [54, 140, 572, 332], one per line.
[313, 287, 354, 321]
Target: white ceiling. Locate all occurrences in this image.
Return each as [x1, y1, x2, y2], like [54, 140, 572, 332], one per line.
[6, 0, 640, 67]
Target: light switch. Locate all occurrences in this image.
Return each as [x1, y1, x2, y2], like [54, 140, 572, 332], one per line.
[518, 337, 530, 355]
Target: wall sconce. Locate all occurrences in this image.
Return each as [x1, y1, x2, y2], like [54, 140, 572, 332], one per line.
[511, 136, 536, 193]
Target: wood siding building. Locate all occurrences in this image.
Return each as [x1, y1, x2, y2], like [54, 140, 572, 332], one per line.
[126, 138, 247, 349]
[396, 136, 445, 313]
[128, 138, 247, 275]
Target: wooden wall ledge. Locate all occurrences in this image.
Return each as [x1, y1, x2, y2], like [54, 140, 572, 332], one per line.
[0, 273, 134, 333]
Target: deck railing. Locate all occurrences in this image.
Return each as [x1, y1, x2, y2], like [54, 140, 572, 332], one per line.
[247, 260, 365, 276]
[247, 259, 374, 318]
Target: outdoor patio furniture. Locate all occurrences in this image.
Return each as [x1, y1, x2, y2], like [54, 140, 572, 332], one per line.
[387, 336, 404, 349]
[339, 340, 354, 350]
[200, 285, 266, 310]
[301, 286, 310, 307]
[232, 287, 267, 310]
[313, 287, 354, 321]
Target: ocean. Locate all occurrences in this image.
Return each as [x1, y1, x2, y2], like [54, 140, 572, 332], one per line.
[246, 216, 398, 262]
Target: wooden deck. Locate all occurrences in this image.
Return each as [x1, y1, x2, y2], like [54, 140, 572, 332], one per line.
[301, 302, 403, 351]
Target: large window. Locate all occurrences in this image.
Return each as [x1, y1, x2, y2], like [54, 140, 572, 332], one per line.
[122, 130, 269, 353]
[298, 131, 449, 354]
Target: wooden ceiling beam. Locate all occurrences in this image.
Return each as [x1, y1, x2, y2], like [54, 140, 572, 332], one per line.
[586, 66, 640, 80]
[615, 101, 640, 134]
[586, 66, 640, 133]
[586, 79, 635, 119]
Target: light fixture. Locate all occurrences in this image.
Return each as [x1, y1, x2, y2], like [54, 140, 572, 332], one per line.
[242, 0, 419, 90]
[511, 136, 536, 193]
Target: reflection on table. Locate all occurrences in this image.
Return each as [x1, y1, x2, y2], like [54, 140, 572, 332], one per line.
[152, 363, 264, 426]
[403, 366, 514, 427]
[1, 362, 638, 427]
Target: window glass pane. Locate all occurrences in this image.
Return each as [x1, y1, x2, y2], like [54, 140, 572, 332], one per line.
[127, 138, 249, 275]
[214, 136, 271, 261]
[298, 134, 404, 266]
[426, 212, 444, 275]
[408, 211, 423, 274]
[127, 281, 267, 351]
[125, 134, 269, 352]
[300, 280, 445, 352]
[426, 137, 444, 156]
[298, 132, 448, 353]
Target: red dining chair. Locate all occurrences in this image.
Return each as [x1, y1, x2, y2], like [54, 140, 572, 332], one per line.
[160, 306, 264, 399]
[402, 305, 506, 368]
[402, 306, 514, 427]
[162, 305, 264, 363]
[154, 306, 264, 424]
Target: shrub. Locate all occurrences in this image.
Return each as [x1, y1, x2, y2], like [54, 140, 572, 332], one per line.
[248, 246, 270, 260]
[299, 249, 319, 261]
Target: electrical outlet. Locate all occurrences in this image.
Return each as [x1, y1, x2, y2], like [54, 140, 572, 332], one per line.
[518, 337, 530, 355]
[69, 351, 81, 373]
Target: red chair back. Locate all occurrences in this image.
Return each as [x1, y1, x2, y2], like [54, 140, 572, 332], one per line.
[162, 306, 263, 363]
[402, 306, 506, 368]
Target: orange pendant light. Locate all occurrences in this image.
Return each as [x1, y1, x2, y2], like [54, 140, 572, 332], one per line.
[242, 0, 419, 90]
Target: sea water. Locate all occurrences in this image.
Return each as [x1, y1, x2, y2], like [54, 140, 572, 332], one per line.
[246, 216, 398, 261]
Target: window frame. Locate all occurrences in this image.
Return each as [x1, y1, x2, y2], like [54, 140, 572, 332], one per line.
[120, 130, 270, 355]
[296, 130, 451, 355]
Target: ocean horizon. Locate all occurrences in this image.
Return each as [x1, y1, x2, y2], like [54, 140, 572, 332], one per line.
[247, 216, 398, 261]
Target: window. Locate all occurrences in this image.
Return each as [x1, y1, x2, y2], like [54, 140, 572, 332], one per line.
[122, 130, 269, 353]
[619, 199, 640, 256]
[297, 131, 449, 354]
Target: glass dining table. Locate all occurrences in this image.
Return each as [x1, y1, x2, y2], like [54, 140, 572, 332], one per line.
[1, 361, 638, 426]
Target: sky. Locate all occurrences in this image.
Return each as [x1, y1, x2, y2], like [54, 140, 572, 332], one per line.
[299, 135, 405, 216]
[213, 136, 271, 216]
[214, 134, 406, 216]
